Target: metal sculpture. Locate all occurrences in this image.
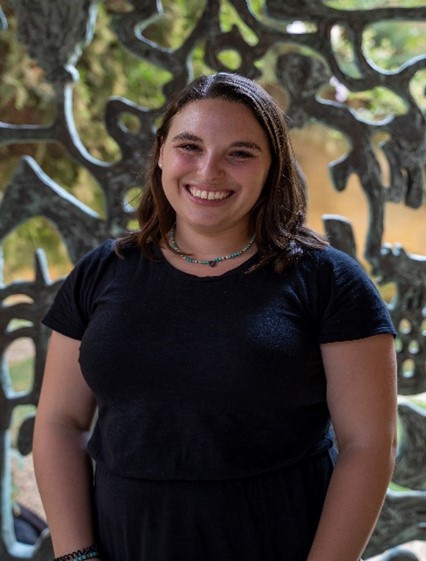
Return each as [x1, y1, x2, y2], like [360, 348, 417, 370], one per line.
[0, 1, 425, 559]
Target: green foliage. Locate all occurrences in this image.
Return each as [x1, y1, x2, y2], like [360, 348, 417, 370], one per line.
[364, 20, 426, 71]
[347, 87, 408, 122]
[8, 357, 36, 448]
[9, 357, 33, 393]
[141, 0, 206, 50]
[2, 217, 72, 281]
[324, 0, 426, 8]
[328, 19, 426, 114]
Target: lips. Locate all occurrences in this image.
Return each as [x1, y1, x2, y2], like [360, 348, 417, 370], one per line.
[187, 185, 233, 201]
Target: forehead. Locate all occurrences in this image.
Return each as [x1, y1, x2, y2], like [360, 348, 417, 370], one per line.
[167, 98, 268, 142]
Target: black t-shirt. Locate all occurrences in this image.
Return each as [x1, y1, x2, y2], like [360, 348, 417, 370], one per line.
[43, 241, 396, 480]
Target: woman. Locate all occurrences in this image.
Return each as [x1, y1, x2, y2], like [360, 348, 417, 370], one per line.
[33, 73, 397, 561]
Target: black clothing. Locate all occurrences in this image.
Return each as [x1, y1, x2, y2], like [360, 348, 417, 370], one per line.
[93, 452, 334, 561]
[43, 241, 396, 560]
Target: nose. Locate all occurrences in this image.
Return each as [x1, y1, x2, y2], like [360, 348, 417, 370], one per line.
[198, 152, 224, 181]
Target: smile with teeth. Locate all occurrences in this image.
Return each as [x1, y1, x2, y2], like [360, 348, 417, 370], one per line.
[188, 186, 232, 201]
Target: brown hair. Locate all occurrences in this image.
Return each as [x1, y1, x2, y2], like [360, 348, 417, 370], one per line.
[116, 72, 327, 273]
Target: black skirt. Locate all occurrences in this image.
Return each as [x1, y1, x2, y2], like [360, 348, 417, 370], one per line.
[93, 451, 334, 561]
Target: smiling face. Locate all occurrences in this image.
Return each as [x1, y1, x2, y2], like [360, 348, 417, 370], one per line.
[158, 98, 272, 239]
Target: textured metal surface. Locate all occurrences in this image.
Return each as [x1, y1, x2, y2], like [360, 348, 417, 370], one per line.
[0, 1, 425, 559]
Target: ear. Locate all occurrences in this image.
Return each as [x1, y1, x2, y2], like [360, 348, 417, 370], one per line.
[158, 144, 164, 169]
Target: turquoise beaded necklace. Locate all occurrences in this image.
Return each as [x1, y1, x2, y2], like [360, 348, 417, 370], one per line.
[170, 228, 256, 268]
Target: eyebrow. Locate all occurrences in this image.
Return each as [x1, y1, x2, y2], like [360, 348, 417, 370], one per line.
[171, 132, 264, 152]
[171, 133, 201, 143]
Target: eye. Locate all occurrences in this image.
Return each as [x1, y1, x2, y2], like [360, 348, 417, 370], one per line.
[229, 150, 255, 160]
[176, 143, 201, 152]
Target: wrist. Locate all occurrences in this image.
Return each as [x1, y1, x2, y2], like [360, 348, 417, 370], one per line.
[53, 544, 100, 561]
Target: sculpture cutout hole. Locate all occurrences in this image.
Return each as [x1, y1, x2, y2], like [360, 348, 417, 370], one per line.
[394, 337, 403, 353]
[10, 406, 36, 451]
[364, 21, 426, 72]
[399, 318, 412, 335]
[3, 295, 34, 307]
[119, 112, 141, 135]
[123, 187, 142, 231]
[408, 340, 420, 355]
[2, 216, 73, 282]
[217, 49, 242, 71]
[330, 24, 362, 79]
[5, 338, 35, 394]
[402, 359, 415, 379]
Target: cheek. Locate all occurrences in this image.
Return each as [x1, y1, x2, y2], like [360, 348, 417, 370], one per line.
[162, 152, 192, 177]
[160, 171, 174, 199]
[160, 167, 187, 206]
[246, 173, 268, 197]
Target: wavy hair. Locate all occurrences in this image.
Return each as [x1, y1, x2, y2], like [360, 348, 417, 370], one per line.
[116, 72, 327, 273]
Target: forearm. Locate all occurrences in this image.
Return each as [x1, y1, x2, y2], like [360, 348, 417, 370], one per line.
[33, 421, 98, 557]
[307, 444, 396, 561]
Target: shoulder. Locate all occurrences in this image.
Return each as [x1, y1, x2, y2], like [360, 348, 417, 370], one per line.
[73, 239, 145, 274]
[58, 240, 125, 298]
[293, 246, 369, 287]
[297, 245, 383, 301]
[298, 247, 396, 342]
[76, 239, 116, 266]
[302, 245, 363, 270]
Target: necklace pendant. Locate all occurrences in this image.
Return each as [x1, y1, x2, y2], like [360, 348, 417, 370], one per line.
[170, 227, 256, 267]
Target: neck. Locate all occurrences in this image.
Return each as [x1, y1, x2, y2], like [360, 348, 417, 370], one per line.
[172, 224, 252, 256]
[169, 225, 257, 268]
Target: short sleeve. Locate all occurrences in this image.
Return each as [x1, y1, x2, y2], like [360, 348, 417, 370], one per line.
[42, 240, 116, 340]
[312, 247, 396, 344]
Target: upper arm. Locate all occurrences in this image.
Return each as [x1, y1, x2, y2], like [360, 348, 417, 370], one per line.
[321, 334, 398, 452]
[36, 330, 96, 431]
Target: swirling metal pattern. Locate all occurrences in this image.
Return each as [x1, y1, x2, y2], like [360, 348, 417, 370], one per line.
[0, 1, 425, 559]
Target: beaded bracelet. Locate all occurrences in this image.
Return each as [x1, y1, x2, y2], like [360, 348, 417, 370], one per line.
[53, 544, 100, 561]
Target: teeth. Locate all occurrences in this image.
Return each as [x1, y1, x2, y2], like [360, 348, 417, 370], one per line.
[189, 187, 230, 200]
